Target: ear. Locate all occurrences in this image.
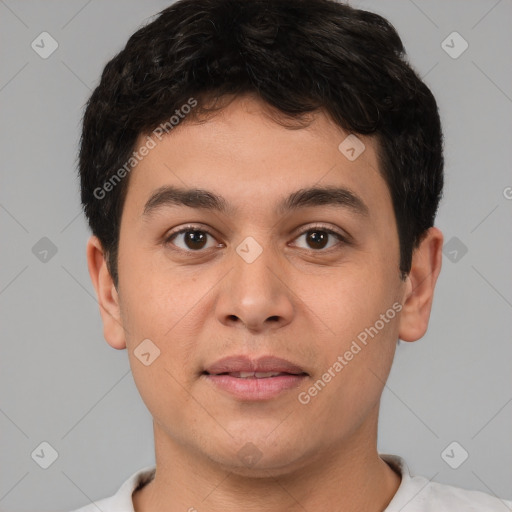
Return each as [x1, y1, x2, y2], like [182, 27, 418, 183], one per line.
[398, 227, 443, 342]
[86, 235, 126, 350]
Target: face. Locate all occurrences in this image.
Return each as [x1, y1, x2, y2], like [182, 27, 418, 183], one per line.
[91, 94, 419, 476]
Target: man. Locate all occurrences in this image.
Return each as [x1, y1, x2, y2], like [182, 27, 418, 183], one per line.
[72, 0, 512, 510]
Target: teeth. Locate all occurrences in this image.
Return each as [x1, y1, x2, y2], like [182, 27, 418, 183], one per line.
[234, 371, 283, 378]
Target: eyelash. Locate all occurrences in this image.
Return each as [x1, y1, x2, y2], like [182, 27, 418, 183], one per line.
[163, 223, 349, 255]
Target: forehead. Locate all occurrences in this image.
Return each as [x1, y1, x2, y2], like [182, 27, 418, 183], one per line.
[124, 95, 391, 220]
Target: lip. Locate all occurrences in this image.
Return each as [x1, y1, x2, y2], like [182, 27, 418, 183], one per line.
[204, 355, 307, 375]
[203, 355, 308, 401]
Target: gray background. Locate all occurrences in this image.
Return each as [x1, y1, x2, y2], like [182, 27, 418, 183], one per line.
[0, 0, 511, 510]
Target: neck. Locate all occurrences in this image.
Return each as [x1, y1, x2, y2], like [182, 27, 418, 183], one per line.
[133, 406, 401, 512]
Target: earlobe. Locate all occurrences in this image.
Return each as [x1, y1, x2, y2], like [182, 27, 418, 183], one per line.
[86, 235, 127, 350]
[398, 227, 443, 342]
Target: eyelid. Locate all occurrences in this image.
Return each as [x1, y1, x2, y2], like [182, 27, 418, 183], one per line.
[289, 223, 350, 251]
[163, 223, 223, 250]
[291, 222, 349, 240]
[163, 222, 350, 253]
[165, 223, 217, 239]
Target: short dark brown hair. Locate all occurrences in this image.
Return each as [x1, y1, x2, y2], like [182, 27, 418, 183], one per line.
[79, 0, 444, 287]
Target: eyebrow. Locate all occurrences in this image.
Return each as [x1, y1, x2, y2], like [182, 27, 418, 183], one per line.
[142, 184, 369, 218]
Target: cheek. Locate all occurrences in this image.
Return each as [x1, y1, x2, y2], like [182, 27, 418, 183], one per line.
[302, 258, 398, 339]
[118, 266, 205, 436]
[299, 308, 399, 438]
[297, 258, 401, 404]
[117, 244, 199, 341]
[127, 352, 205, 450]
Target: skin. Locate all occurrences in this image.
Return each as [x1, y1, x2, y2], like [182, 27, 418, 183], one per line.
[87, 94, 443, 512]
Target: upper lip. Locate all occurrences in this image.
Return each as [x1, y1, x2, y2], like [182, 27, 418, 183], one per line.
[204, 355, 308, 375]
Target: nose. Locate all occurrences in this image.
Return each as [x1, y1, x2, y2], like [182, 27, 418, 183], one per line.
[215, 241, 295, 333]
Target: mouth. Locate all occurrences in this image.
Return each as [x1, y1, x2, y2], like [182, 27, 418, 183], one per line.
[205, 371, 303, 379]
[202, 355, 309, 401]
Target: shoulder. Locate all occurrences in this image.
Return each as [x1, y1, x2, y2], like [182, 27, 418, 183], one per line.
[66, 466, 156, 512]
[414, 475, 512, 511]
[68, 495, 117, 512]
[381, 454, 512, 511]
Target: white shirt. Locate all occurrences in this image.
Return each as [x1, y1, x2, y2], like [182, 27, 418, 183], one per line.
[69, 454, 512, 511]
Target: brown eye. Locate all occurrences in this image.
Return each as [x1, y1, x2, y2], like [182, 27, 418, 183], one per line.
[165, 228, 218, 252]
[305, 230, 329, 250]
[181, 230, 208, 250]
[292, 226, 346, 251]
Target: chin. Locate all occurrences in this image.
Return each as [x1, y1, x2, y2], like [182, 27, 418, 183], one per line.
[206, 431, 310, 477]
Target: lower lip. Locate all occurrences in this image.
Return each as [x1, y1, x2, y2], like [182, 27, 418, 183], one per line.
[203, 373, 307, 401]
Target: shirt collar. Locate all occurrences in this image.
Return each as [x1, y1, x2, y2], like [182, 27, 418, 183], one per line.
[112, 454, 418, 511]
